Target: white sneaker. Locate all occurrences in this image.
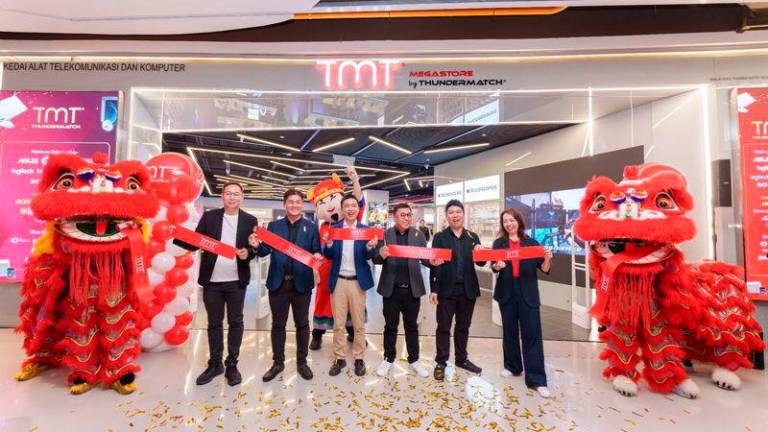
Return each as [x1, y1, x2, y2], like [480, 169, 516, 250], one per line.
[409, 362, 429, 378]
[500, 369, 513, 378]
[536, 386, 551, 399]
[376, 360, 393, 377]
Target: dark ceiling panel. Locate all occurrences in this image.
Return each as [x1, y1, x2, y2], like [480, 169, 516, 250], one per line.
[163, 122, 572, 200]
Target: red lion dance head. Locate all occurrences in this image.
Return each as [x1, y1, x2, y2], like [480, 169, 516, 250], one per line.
[573, 163, 763, 398]
[17, 152, 159, 395]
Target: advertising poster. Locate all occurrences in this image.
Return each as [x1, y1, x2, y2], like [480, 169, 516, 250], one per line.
[737, 87, 768, 301]
[0, 91, 118, 282]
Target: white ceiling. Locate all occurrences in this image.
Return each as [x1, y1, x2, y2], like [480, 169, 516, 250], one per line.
[0, 1, 746, 36]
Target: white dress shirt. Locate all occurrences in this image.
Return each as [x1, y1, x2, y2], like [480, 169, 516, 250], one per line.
[339, 219, 356, 277]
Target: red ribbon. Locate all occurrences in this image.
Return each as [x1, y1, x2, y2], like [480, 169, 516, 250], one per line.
[257, 227, 323, 271]
[387, 244, 452, 261]
[120, 225, 151, 311]
[472, 246, 546, 262]
[171, 225, 237, 260]
[328, 228, 384, 241]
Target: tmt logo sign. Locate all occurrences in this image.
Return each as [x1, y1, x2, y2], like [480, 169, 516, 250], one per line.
[31, 106, 85, 129]
[315, 59, 403, 90]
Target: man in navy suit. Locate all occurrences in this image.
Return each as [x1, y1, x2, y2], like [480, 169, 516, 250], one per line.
[250, 189, 321, 382]
[322, 194, 378, 377]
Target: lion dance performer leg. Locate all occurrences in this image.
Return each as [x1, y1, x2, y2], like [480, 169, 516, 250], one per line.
[573, 164, 764, 398]
[307, 165, 365, 350]
[15, 152, 158, 394]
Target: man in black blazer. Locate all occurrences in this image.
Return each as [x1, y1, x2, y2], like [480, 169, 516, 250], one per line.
[373, 203, 431, 378]
[429, 199, 485, 381]
[250, 189, 321, 382]
[173, 182, 257, 387]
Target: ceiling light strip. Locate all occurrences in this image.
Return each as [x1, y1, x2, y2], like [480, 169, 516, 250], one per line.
[313, 137, 356, 153]
[270, 160, 305, 172]
[423, 143, 489, 154]
[368, 135, 412, 155]
[237, 133, 300, 152]
[225, 160, 295, 178]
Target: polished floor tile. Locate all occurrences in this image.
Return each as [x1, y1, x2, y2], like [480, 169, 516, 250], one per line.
[1, 329, 766, 432]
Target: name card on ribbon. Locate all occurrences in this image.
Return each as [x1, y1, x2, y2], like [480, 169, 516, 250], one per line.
[329, 228, 384, 241]
[472, 246, 546, 262]
[387, 244, 452, 261]
[257, 227, 323, 271]
[171, 225, 237, 260]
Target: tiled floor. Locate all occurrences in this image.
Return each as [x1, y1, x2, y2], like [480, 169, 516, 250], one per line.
[1, 329, 766, 432]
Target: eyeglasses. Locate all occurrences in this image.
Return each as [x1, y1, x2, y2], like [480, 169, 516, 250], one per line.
[397, 213, 413, 218]
[223, 192, 243, 197]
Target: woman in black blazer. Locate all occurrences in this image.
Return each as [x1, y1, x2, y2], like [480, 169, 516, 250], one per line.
[491, 208, 552, 398]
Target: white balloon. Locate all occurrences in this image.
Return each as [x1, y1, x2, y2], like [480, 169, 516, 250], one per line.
[147, 341, 173, 353]
[166, 243, 189, 257]
[153, 206, 168, 222]
[178, 281, 196, 297]
[150, 312, 175, 333]
[140, 328, 163, 350]
[164, 296, 190, 316]
[182, 219, 197, 230]
[151, 252, 175, 273]
[147, 269, 165, 287]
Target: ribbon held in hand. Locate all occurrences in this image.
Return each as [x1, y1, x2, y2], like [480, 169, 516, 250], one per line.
[256, 227, 323, 271]
[171, 225, 237, 260]
[472, 246, 546, 262]
[387, 245, 452, 261]
[328, 228, 384, 241]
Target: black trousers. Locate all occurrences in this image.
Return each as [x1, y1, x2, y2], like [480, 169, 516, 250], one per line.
[383, 287, 421, 363]
[500, 298, 547, 388]
[202, 281, 246, 366]
[269, 279, 311, 365]
[435, 289, 476, 366]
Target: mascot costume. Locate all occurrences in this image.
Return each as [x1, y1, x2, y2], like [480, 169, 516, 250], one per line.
[307, 165, 364, 350]
[573, 163, 764, 398]
[15, 152, 158, 395]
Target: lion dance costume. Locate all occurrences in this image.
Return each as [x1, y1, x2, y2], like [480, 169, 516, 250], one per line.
[573, 163, 764, 398]
[15, 152, 158, 395]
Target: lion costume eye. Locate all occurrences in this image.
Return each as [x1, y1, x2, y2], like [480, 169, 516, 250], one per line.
[589, 194, 607, 213]
[53, 173, 75, 190]
[126, 176, 141, 191]
[654, 192, 678, 211]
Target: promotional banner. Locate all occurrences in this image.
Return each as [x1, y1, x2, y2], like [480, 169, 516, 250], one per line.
[737, 87, 768, 301]
[0, 91, 119, 282]
[472, 246, 546, 262]
[170, 225, 237, 260]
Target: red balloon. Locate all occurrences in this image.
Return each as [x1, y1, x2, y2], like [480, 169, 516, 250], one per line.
[164, 325, 190, 346]
[175, 253, 194, 269]
[167, 204, 190, 225]
[175, 311, 194, 326]
[136, 316, 150, 330]
[153, 283, 177, 304]
[146, 153, 204, 203]
[164, 267, 189, 287]
[145, 300, 164, 318]
[147, 240, 166, 258]
[152, 221, 173, 242]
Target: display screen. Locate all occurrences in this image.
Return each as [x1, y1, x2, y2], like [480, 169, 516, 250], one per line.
[505, 188, 585, 256]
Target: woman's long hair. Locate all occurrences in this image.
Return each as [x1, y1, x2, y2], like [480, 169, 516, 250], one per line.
[497, 208, 529, 240]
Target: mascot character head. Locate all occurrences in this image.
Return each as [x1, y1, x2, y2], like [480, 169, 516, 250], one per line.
[307, 173, 345, 224]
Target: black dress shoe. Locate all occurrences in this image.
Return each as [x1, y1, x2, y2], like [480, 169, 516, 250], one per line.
[297, 364, 314, 381]
[262, 362, 285, 382]
[354, 360, 366, 377]
[196, 362, 224, 385]
[309, 335, 322, 351]
[456, 360, 482, 374]
[434, 364, 446, 381]
[225, 365, 242, 386]
[329, 359, 347, 376]
[346, 334, 355, 343]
